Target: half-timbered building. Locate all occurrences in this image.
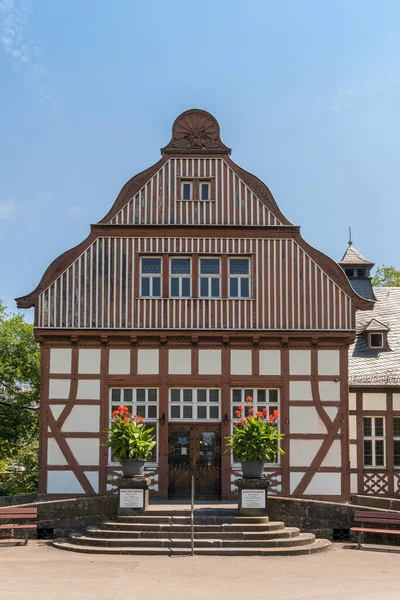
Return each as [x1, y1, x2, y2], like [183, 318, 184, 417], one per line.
[340, 245, 400, 498]
[16, 109, 373, 501]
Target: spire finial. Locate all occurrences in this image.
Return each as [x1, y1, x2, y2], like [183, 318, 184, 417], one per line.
[348, 226, 353, 247]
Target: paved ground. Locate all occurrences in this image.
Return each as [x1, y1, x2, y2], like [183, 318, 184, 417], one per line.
[0, 540, 399, 600]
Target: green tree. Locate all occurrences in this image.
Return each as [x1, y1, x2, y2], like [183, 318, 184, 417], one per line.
[0, 300, 40, 494]
[372, 266, 400, 287]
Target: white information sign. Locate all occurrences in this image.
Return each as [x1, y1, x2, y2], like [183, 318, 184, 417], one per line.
[242, 489, 266, 509]
[119, 488, 144, 508]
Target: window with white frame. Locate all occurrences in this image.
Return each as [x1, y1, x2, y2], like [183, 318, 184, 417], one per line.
[199, 257, 220, 298]
[170, 257, 191, 297]
[369, 333, 384, 349]
[169, 388, 220, 420]
[230, 388, 280, 464]
[394, 418, 400, 468]
[363, 416, 385, 467]
[140, 257, 162, 297]
[200, 181, 210, 200]
[181, 182, 192, 200]
[109, 388, 158, 463]
[229, 258, 250, 298]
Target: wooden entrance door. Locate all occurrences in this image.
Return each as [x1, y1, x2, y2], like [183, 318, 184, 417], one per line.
[168, 424, 221, 500]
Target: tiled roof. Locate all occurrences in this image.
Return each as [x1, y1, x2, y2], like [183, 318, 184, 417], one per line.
[339, 246, 374, 266]
[349, 288, 400, 386]
[348, 278, 376, 301]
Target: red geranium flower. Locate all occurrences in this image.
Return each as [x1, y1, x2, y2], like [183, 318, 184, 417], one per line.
[268, 414, 275, 422]
[238, 404, 244, 410]
[273, 409, 280, 418]
[262, 407, 268, 415]
[245, 395, 253, 403]
[256, 411, 263, 418]
[122, 416, 128, 424]
[249, 407, 254, 414]
[235, 410, 241, 417]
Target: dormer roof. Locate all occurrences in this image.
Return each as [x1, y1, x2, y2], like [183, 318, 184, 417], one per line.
[339, 246, 374, 267]
[363, 318, 390, 332]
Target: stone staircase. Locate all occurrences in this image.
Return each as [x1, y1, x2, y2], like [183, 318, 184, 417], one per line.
[53, 507, 331, 556]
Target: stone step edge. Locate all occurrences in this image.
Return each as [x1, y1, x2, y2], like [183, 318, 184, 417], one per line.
[68, 532, 315, 548]
[52, 539, 331, 556]
[86, 526, 301, 539]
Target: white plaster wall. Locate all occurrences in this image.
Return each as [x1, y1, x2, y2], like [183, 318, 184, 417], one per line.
[49, 405, 64, 420]
[50, 349, 72, 374]
[363, 393, 387, 411]
[259, 350, 281, 375]
[198, 349, 222, 375]
[289, 406, 327, 434]
[49, 379, 70, 400]
[47, 438, 67, 466]
[137, 349, 159, 374]
[109, 349, 130, 375]
[67, 438, 100, 466]
[304, 472, 342, 495]
[349, 415, 357, 440]
[321, 440, 341, 467]
[349, 392, 357, 411]
[290, 472, 305, 494]
[393, 394, 400, 410]
[84, 471, 99, 494]
[62, 405, 100, 432]
[78, 349, 101, 374]
[350, 444, 358, 469]
[76, 379, 101, 400]
[289, 350, 311, 375]
[350, 473, 358, 494]
[230, 350, 252, 375]
[319, 381, 340, 401]
[289, 381, 313, 401]
[325, 406, 338, 422]
[290, 439, 321, 467]
[168, 349, 191, 374]
[47, 470, 85, 494]
[318, 350, 340, 375]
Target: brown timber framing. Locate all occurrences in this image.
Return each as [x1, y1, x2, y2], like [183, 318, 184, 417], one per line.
[38, 331, 353, 500]
[350, 387, 400, 498]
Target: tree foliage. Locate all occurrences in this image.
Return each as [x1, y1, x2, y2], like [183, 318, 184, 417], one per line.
[0, 300, 40, 494]
[371, 266, 400, 287]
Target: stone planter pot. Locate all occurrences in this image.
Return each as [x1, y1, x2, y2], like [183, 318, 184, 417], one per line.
[241, 461, 265, 478]
[121, 459, 146, 477]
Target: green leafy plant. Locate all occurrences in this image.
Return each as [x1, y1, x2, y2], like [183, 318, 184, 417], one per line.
[225, 396, 285, 463]
[104, 405, 156, 460]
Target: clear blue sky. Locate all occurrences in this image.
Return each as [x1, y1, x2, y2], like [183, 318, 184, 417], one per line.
[1, 1, 400, 323]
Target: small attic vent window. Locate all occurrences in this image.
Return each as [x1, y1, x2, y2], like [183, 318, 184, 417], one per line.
[345, 268, 354, 276]
[369, 333, 384, 349]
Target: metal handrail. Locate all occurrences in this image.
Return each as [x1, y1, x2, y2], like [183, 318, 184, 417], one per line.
[191, 474, 195, 556]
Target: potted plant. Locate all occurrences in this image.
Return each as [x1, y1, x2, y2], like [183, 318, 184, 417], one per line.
[104, 405, 156, 477]
[225, 396, 285, 478]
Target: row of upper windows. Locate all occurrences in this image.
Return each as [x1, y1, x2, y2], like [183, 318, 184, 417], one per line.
[141, 256, 251, 298]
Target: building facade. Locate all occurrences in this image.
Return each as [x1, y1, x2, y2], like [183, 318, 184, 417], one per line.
[17, 109, 373, 501]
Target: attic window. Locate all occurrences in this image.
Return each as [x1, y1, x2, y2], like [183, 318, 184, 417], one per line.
[369, 333, 384, 349]
[357, 268, 366, 277]
[181, 182, 192, 200]
[345, 268, 354, 277]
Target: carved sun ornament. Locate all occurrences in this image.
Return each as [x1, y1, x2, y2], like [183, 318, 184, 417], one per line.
[172, 112, 221, 149]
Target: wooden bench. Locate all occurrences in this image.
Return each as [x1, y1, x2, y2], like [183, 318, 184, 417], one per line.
[0, 507, 37, 545]
[351, 510, 400, 549]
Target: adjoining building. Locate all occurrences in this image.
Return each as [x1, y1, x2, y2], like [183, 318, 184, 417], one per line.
[17, 109, 386, 501]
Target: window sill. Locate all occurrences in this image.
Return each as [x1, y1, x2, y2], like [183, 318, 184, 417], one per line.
[176, 198, 215, 202]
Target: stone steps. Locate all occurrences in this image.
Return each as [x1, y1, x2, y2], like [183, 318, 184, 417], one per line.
[52, 507, 331, 556]
[52, 538, 331, 556]
[86, 526, 300, 540]
[69, 531, 314, 548]
[101, 521, 285, 532]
